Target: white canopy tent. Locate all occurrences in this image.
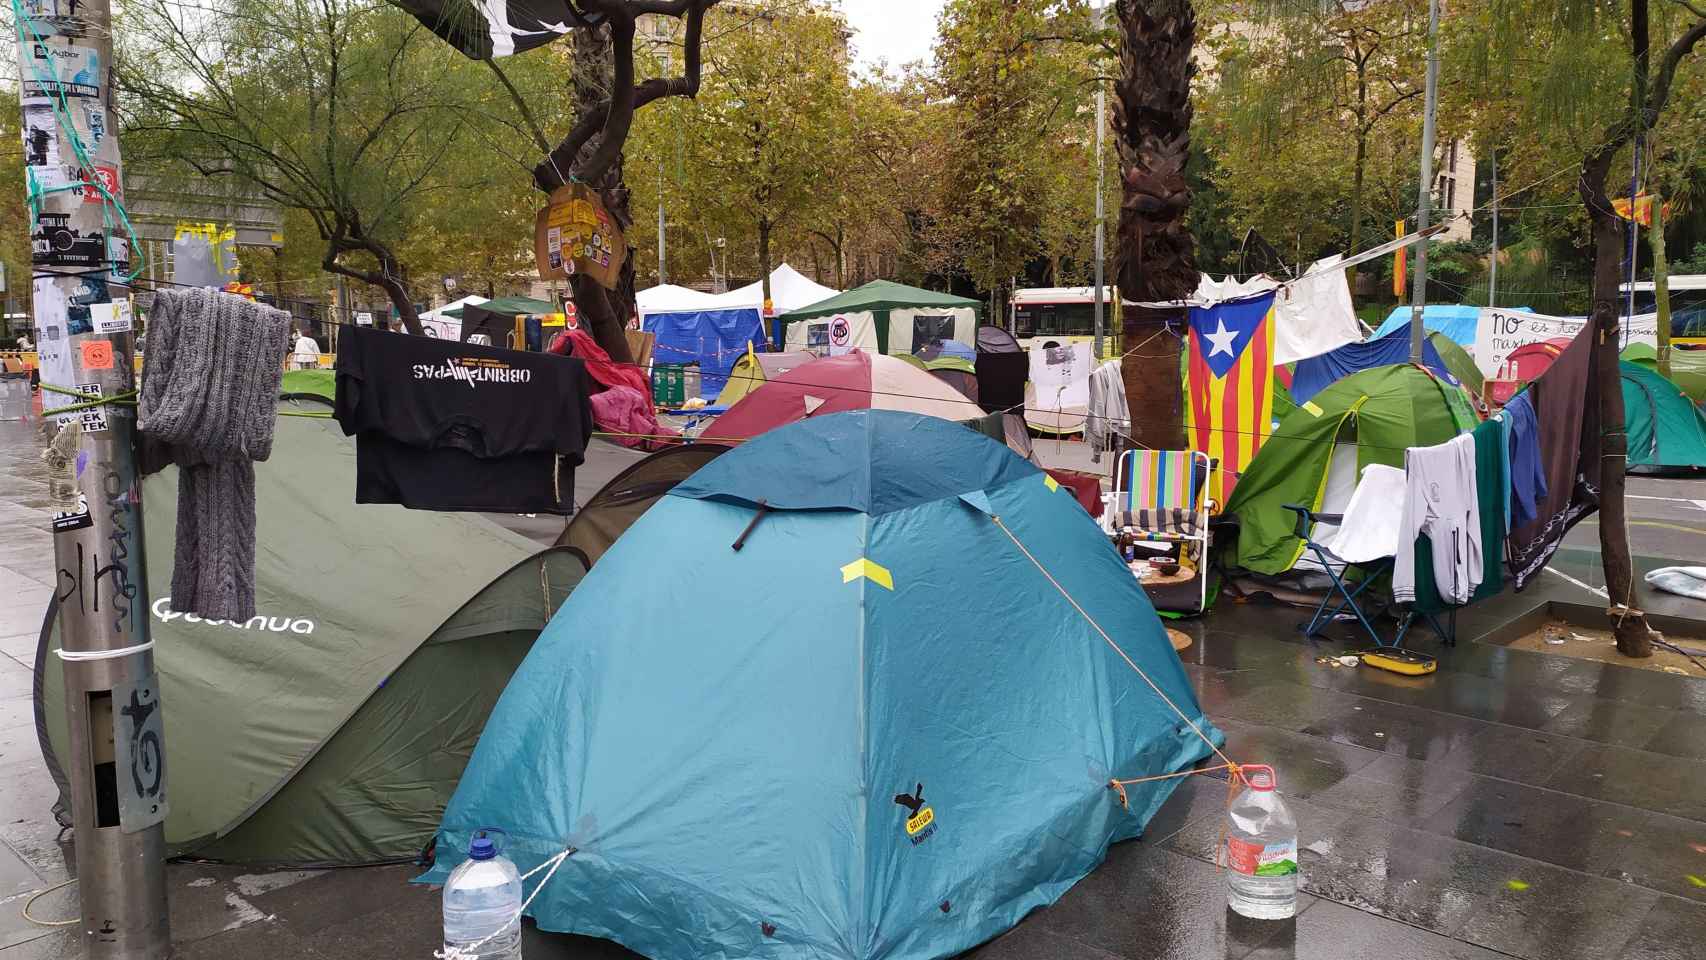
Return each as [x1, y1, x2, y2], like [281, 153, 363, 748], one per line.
[711, 263, 840, 314]
[637, 283, 724, 320]
[418, 295, 488, 340]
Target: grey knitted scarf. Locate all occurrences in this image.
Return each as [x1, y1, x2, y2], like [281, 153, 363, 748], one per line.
[139, 288, 290, 621]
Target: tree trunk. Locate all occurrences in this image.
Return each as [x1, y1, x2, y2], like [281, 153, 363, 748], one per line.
[1580, 0, 1652, 658]
[1112, 0, 1197, 450]
[1349, 130, 1366, 293]
[567, 22, 637, 364]
[1650, 188, 1673, 378]
[1582, 159, 1651, 657]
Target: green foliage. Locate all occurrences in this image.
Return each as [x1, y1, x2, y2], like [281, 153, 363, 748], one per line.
[929, 0, 1100, 294]
[1675, 241, 1706, 275]
[1197, 0, 1430, 268]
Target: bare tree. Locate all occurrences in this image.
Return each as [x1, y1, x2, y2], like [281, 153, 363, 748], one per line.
[123, 0, 467, 334]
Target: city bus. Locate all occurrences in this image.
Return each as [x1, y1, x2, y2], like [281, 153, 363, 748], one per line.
[1010, 286, 1123, 357]
[1623, 275, 1706, 345]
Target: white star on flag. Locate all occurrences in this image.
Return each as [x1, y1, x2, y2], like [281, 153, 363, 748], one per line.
[1204, 318, 1240, 358]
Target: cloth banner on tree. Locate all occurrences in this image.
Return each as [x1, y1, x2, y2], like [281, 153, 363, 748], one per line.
[394, 1, 599, 59]
[534, 183, 627, 290]
[1185, 292, 1276, 500]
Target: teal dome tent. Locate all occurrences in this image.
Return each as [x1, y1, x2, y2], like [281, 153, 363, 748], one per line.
[421, 410, 1221, 960]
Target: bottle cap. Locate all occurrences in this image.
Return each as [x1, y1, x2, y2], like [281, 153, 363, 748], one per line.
[469, 837, 497, 861]
[1242, 764, 1277, 791]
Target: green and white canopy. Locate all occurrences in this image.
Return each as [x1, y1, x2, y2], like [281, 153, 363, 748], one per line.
[779, 280, 979, 355]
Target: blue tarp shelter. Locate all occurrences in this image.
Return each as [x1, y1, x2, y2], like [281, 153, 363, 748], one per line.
[643, 306, 765, 398]
[421, 410, 1220, 960]
[1292, 323, 1464, 405]
[1371, 304, 1482, 345]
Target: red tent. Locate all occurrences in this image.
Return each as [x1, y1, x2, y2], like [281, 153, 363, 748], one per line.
[705, 351, 984, 441]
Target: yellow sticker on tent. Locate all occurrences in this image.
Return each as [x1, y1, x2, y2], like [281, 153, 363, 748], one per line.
[1043, 475, 1061, 492]
[1302, 401, 1324, 417]
[841, 558, 894, 590]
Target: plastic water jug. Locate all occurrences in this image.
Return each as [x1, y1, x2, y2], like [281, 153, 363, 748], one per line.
[1224, 764, 1298, 919]
[442, 835, 523, 960]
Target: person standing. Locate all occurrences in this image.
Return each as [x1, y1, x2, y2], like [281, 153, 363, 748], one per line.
[292, 328, 321, 369]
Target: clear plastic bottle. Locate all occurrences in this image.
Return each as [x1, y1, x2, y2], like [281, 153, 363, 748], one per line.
[1224, 764, 1298, 919]
[442, 835, 523, 960]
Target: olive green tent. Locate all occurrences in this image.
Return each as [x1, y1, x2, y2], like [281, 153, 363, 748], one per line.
[777, 280, 980, 355]
[36, 391, 587, 866]
[1428, 330, 1484, 398]
[1225, 365, 1478, 574]
[1623, 342, 1706, 405]
[555, 443, 731, 566]
[1622, 360, 1706, 471]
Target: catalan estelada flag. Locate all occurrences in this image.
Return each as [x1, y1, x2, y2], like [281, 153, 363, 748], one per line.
[1185, 292, 1277, 499]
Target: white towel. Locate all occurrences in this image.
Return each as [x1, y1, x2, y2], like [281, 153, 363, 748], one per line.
[1322, 464, 1407, 564]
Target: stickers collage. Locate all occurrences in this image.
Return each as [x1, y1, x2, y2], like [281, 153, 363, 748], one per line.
[18, 1, 133, 430]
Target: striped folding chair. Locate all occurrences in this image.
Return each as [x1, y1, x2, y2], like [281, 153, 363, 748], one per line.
[1105, 449, 1213, 612]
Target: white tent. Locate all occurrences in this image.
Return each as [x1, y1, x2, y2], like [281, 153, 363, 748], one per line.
[418, 295, 488, 340]
[637, 283, 723, 320]
[710, 263, 839, 313]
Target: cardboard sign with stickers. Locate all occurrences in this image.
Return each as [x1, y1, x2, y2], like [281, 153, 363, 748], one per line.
[533, 183, 626, 289]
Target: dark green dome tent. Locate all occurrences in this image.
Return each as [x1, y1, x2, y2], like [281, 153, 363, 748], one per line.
[36, 388, 587, 866]
[1225, 365, 1478, 574]
[1623, 342, 1706, 406]
[1621, 360, 1706, 472]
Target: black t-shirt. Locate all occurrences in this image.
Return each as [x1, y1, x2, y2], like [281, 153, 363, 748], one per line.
[334, 327, 593, 514]
[354, 437, 568, 514]
[334, 326, 592, 458]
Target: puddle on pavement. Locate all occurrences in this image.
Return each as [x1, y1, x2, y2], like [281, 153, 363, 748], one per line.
[1507, 619, 1706, 677]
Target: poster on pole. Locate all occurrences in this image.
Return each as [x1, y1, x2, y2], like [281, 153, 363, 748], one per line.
[21, 42, 103, 102]
[1475, 308, 1658, 377]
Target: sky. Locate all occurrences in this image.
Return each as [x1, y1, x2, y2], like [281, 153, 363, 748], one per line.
[844, 0, 948, 72]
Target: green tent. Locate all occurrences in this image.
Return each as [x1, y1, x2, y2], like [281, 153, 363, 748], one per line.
[441, 295, 556, 320]
[1623, 342, 1706, 406]
[556, 443, 732, 567]
[778, 279, 980, 355]
[37, 391, 587, 865]
[1428, 330, 1484, 398]
[1622, 360, 1706, 471]
[1225, 365, 1478, 574]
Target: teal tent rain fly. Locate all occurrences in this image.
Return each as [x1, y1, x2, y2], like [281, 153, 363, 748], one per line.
[420, 410, 1221, 960]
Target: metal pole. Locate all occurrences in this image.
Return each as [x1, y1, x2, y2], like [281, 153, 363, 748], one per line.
[1489, 149, 1498, 308]
[657, 156, 667, 286]
[1627, 138, 1641, 326]
[15, 1, 170, 956]
[1092, 3, 1106, 360]
[1407, 0, 1441, 363]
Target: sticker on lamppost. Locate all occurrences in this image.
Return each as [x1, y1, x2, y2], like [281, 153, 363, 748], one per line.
[112, 673, 169, 833]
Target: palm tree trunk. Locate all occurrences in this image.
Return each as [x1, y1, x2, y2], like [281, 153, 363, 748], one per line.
[1112, 0, 1197, 450]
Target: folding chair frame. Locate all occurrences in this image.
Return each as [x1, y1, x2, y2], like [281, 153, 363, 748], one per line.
[1285, 504, 1459, 649]
[1285, 503, 1390, 647]
[1105, 450, 1213, 614]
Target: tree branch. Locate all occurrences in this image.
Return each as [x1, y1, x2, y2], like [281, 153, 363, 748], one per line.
[485, 58, 552, 154]
[534, 0, 717, 190]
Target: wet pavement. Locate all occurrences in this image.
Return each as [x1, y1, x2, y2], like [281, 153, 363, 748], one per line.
[3, 414, 1706, 958]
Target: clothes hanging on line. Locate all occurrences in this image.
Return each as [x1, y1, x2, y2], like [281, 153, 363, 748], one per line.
[1394, 433, 1482, 606]
[139, 288, 292, 621]
[1499, 392, 1547, 531]
[1508, 327, 1600, 590]
[333, 326, 592, 514]
[1408, 419, 1507, 614]
[1085, 359, 1129, 463]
